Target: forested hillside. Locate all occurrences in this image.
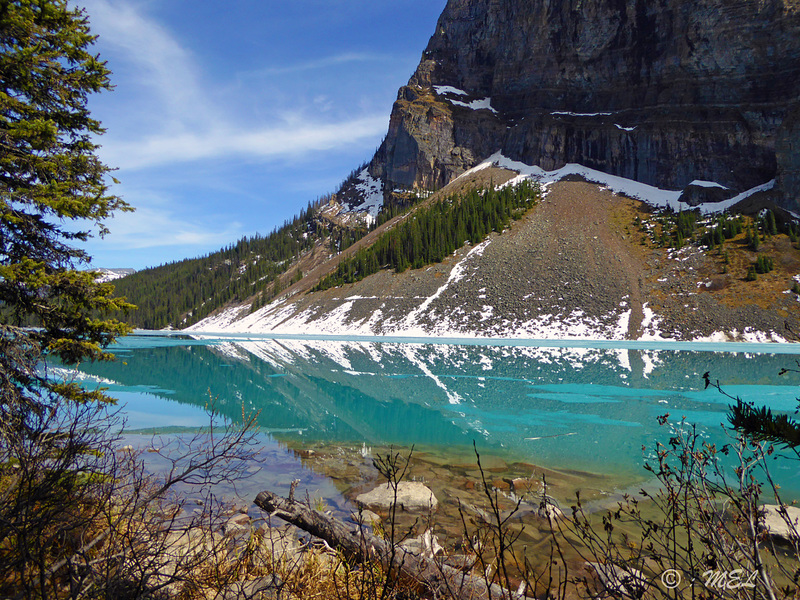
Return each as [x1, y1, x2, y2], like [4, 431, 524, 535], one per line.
[110, 176, 542, 330]
[112, 203, 326, 330]
[110, 180, 429, 329]
[314, 179, 540, 290]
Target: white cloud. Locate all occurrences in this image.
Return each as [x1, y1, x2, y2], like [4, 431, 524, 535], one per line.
[80, 0, 214, 128]
[72, 0, 401, 265]
[101, 204, 244, 250]
[251, 52, 391, 76]
[79, 0, 388, 170]
[100, 114, 388, 170]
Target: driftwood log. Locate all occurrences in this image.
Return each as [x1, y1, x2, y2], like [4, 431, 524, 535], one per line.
[254, 489, 516, 600]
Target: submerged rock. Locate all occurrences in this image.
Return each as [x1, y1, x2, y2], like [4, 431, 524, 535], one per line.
[356, 481, 439, 512]
[400, 529, 444, 558]
[761, 504, 800, 541]
[223, 512, 252, 537]
[350, 508, 382, 526]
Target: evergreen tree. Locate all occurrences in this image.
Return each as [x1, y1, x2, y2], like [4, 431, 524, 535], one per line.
[766, 209, 778, 236]
[708, 369, 800, 449]
[729, 398, 800, 447]
[0, 2, 141, 593]
[314, 180, 540, 291]
[754, 254, 774, 274]
[747, 223, 761, 251]
[0, 0, 132, 402]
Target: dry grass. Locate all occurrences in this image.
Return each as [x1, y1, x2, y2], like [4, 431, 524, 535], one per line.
[173, 524, 422, 600]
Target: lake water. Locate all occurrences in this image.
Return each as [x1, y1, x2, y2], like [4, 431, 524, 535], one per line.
[67, 334, 800, 502]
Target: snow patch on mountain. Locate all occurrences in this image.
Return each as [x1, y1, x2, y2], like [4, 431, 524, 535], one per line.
[470, 152, 775, 214]
[186, 154, 789, 344]
[91, 268, 135, 283]
[433, 85, 498, 114]
[449, 97, 498, 113]
[349, 169, 384, 219]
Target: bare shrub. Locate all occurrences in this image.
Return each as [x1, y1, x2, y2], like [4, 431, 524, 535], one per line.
[0, 355, 262, 600]
[561, 416, 800, 600]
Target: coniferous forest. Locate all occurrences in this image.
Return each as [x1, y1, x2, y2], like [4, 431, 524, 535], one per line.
[313, 180, 540, 291]
[110, 180, 539, 329]
[112, 203, 324, 330]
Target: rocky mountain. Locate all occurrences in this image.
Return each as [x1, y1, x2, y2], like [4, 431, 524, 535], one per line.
[363, 0, 800, 210]
[125, 0, 800, 340]
[189, 162, 800, 342]
[92, 267, 135, 283]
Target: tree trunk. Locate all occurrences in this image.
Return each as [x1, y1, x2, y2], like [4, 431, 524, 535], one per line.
[254, 490, 516, 600]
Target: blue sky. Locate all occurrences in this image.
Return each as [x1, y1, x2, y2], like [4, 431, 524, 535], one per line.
[77, 0, 447, 270]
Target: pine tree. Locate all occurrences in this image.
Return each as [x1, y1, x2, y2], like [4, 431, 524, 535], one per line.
[0, 3, 141, 594]
[766, 209, 778, 236]
[1, 0, 133, 400]
[747, 223, 761, 251]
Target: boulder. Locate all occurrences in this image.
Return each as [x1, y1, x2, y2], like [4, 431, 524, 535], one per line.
[256, 524, 301, 567]
[400, 529, 443, 558]
[587, 562, 648, 598]
[761, 504, 800, 542]
[537, 503, 564, 522]
[677, 183, 734, 207]
[223, 512, 252, 537]
[350, 508, 381, 525]
[356, 481, 438, 512]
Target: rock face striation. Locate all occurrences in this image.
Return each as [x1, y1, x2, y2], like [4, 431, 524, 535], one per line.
[368, 0, 800, 209]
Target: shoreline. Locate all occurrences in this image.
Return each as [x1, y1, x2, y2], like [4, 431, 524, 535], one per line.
[138, 329, 800, 353]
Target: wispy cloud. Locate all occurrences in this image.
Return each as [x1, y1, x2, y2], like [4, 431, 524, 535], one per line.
[101, 114, 387, 170]
[74, 0, 401, 265]
[252, 52, 392, 76]
[80, 0, 214, 128]
[101, 204, 244, 250]
[80, 0, 387, 169]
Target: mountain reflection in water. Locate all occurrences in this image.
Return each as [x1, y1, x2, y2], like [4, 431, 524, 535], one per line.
[68, 335, 800, 496]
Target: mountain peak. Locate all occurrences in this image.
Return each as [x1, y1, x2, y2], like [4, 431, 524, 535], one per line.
[368, 0, 800, 210]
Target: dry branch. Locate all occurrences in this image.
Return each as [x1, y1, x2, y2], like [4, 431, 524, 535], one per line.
[254, 489, 518, 600]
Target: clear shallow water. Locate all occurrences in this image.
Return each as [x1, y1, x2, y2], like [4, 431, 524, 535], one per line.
[69, 334, 800, 496]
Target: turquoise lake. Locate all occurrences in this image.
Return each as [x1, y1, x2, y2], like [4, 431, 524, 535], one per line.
[68, 334, 800, 499]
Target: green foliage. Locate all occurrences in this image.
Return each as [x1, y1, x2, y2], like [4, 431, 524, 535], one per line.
[0, 0, 133, 403]
[702, 213, 741, 249]
[747, 223, 761, 251]
[729, 398, 800, 448]
[313, 180, 540, 291]
[745, 266, 758, 281]
[762, 209, 778, 237]
[753, 254, 774, 275]
[373, 191, 428, 229]
[787, 221, 799, 243]
[674, 210, 697, 246]
[113, 169, 418, 328]
[112, 206, 323, 329]
[711, 369, 800, 449]
[655, 210, 702, 249]
[708, 367, 800, 448]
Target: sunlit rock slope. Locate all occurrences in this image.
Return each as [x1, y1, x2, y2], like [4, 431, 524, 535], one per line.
[368, 0, 800, 210]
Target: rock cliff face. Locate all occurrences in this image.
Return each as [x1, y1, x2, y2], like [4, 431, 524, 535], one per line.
[369, 0, 800, 209]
